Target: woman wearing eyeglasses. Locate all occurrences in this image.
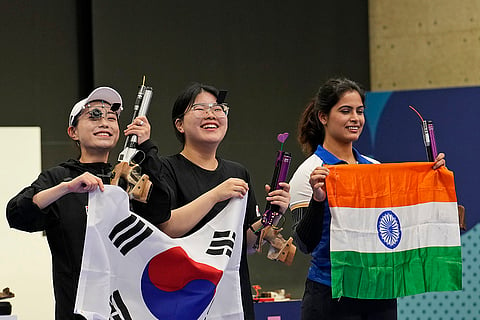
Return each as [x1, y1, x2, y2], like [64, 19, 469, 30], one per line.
[124, 82, 291, 319]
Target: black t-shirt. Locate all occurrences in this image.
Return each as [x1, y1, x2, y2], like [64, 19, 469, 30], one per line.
[161, 154, 258, 233]
[161, 154, 259, 320]
[138, 141, 259, 320]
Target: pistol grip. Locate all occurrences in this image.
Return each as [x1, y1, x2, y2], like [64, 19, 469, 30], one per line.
[111, 162, 152, 203]
[131, 174, 152, 203]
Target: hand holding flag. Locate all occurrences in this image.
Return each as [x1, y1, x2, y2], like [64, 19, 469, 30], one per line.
[308, 166, 330, 202]
[326, 162, 462, 299]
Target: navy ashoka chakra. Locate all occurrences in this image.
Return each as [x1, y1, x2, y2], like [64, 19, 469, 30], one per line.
[377, 210, 402, 249]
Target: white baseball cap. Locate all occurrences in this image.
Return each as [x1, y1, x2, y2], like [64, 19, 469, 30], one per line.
[69, 87, 123, 126]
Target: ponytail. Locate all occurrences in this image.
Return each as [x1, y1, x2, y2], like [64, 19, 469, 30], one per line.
[297, 98, 324, 155]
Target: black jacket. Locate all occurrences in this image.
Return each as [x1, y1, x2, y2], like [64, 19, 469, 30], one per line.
[7, 157, 172, 320]
[6, 159, 113, 320]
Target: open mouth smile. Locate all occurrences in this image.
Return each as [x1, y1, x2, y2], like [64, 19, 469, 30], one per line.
[201, 124, 219, 129]
[94, 131, 113, 136]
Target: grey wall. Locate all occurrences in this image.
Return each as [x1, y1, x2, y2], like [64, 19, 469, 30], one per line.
[1, 0, 369, 299]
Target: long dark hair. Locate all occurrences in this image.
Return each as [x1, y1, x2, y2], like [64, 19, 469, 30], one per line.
[297, 77, 365, 155]
[171, 82, 219, 145]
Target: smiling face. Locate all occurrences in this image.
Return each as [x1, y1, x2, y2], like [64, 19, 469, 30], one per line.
[319, 90, 365, 146]
[67, 101, 120, 161]
[175, 91, 228, 150]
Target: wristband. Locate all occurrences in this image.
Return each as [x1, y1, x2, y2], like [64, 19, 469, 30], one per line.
[249, 224, 262, 235]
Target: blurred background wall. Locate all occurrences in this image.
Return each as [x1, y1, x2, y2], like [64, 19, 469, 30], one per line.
[370, 0, 480, 90]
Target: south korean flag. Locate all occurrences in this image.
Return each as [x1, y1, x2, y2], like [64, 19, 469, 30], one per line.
[74, 185, 247, 320]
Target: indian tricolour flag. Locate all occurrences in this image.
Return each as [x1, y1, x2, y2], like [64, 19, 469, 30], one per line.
[326, 162, 462, 299]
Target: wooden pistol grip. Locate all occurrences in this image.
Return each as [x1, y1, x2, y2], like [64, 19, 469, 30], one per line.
[130, 174, 152, 203]
[266, 234, 296, 265]
[111, 162, 131, 186]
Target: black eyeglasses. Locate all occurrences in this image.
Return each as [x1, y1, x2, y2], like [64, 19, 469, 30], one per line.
[185, 103, 229, 118]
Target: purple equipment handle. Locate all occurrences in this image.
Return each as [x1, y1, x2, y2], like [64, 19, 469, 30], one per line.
[427, 120, 438, 160]
[262, 151, 292, 226]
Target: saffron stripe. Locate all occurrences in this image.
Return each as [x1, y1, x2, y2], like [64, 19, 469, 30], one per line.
[325, 163, 457, 208]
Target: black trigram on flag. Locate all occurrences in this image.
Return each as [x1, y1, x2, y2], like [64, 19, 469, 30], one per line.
[206, 230, 236, 257]
[109, 290, 132, 320]
[108, 214, 153, 255]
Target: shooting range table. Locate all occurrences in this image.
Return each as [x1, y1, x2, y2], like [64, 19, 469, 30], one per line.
[254, 299, 301, 319]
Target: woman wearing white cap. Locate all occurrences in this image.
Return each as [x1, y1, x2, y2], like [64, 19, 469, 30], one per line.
[7, 87, 126, 320]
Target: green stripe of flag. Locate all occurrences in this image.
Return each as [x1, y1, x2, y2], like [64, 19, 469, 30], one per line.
[331, 246, 462, 299]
